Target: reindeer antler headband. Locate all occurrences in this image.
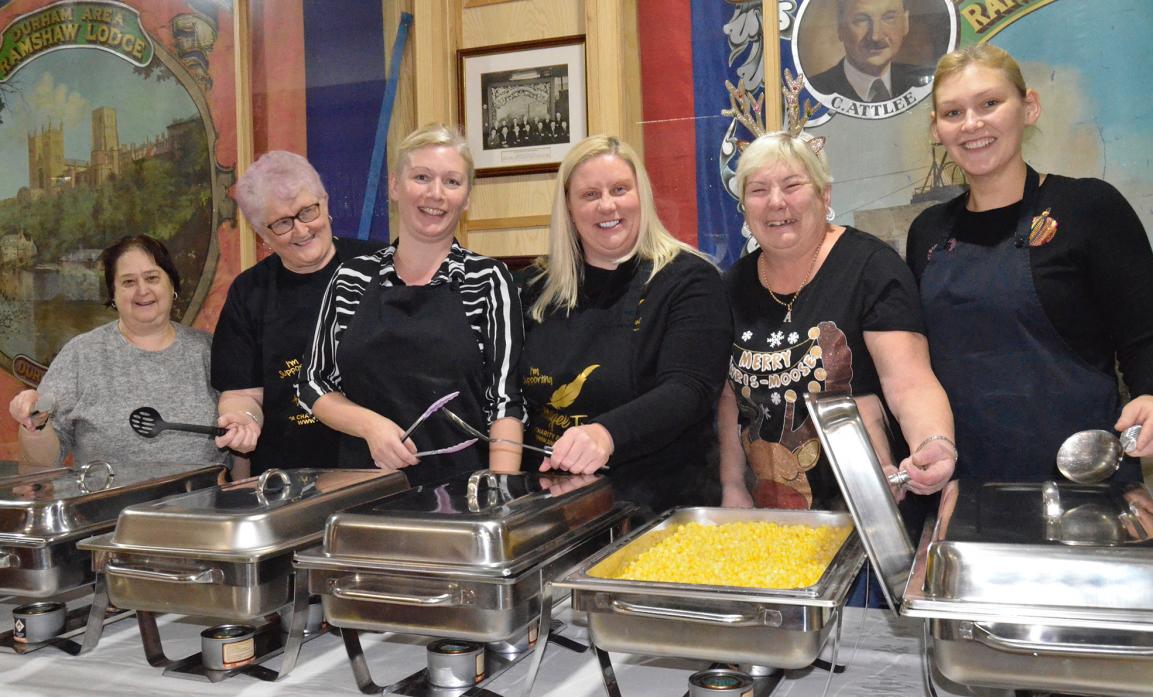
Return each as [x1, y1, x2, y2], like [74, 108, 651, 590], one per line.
[723, 68, 826, 155]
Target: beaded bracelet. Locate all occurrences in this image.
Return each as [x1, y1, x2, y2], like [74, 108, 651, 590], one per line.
[916, 434, 958, 460]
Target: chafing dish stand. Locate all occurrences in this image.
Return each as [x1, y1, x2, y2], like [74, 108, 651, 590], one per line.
[0, 583, 132, 656]
[0, 461, 225, 655]
[80, 468, 409, 682]
[298, 470, 634, 697]
[339, 579, 582, 697]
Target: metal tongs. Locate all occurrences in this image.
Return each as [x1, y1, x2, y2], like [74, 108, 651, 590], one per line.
[401, 392, 478, 457]
[441, 406, 555, 457]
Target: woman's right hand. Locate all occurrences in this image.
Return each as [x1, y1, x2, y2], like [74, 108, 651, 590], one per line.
[539, 423, 614, 475]
[363, 413, 420, 471]
[9, 389, 45, 430]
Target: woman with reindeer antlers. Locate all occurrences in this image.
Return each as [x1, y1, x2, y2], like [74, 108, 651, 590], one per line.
[718, 72, 955, 512]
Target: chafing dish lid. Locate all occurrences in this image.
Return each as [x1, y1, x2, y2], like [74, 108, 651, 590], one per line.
[804, 393, 913, 615]
[0, 462, 225, 544]
[96, 469, 409, 559]
[319, 471, 614, 573]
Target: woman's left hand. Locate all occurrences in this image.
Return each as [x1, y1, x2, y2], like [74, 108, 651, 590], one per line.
[540, 424, 614, 475]
[1116, 394, 1153, 457]
[215, 411, 261, 453]
[899, 438, 956, 495]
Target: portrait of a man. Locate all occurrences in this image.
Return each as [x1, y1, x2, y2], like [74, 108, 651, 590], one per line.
[807, 0, 934, 103]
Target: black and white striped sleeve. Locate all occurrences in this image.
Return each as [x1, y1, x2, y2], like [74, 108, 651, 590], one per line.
[296, 254, 378, 413]
[464, 255, 526, 425]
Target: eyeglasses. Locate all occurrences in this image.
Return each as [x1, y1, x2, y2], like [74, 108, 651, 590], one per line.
[267, 202, 321, 236]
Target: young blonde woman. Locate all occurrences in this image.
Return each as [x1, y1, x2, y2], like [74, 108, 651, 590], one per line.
[298, 124, 525, 483]
[907, 45, 1153, 482]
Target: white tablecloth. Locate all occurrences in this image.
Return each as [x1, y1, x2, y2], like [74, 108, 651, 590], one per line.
[0, 596, 974, 697]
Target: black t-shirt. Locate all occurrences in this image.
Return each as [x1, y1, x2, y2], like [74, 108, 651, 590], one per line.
[211, 236, 383, 473]
[724, 227, 924, 509]
[907, 175, 1153, 397]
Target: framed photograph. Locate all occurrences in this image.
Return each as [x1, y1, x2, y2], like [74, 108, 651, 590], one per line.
[458, 35, 586, 177]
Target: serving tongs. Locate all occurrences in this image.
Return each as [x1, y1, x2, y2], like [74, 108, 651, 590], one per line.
[442, 406, 554, 457]
[401, 392, 478, 457]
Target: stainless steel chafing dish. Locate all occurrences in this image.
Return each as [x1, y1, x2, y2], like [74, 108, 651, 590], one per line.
[556, 507, 863, 672]
[81, 468, 407, 618]
[295, 470, 633, 695]
[808, 392, 1153, 697]
[1, 461, 225, 600]
[78, 467, 409, 680]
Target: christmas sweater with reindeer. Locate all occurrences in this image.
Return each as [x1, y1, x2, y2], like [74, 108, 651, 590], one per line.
[723, 227, 924, 509]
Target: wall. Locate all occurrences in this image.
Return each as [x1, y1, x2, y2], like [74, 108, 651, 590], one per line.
[406, 0, 641, 259]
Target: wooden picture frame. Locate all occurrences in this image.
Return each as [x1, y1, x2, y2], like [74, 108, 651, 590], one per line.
[458, 35, 586, 177]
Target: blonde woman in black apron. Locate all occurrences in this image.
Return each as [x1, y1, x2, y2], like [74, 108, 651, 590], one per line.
[297, 125, 525, 484]
[907, 45, 1153, 482]
[519, 136, 733, 513]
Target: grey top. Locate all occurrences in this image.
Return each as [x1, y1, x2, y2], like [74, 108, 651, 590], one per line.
[39, 321, 227, 471]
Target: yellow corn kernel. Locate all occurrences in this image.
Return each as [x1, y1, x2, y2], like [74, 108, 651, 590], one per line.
[611, 521, 851, 590]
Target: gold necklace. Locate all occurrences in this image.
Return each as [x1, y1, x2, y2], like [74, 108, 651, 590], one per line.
[757, 234, 826, 323]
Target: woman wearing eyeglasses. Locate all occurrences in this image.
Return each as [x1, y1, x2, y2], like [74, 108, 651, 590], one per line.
[296, 124, 525, 485]
[212, 151, 382, 477]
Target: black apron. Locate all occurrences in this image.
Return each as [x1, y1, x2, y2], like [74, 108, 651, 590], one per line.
[253, 258, 342, 473]
[522, 262, 675, 508]
[335, 274, 487, 485]
[919, 167, 1135, 483]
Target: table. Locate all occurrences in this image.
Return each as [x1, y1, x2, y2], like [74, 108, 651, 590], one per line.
[0, 595, 974, 697]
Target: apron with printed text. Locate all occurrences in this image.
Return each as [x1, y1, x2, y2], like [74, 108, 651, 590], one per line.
[252, 259, 343, 473]
[521, 263, 683, 509]
[335, 276, 488, 485]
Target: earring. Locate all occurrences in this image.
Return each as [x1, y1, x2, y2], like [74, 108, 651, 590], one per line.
[173, 291, 179, 300]
[110, 300, 117, 310]
[826, 206, 836, 222]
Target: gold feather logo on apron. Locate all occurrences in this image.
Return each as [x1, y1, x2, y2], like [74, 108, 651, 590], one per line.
[548, 364, 600, 408]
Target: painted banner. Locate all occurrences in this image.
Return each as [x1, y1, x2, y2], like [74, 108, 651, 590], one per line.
[638, 0, 1153, 266]
[0, 0, 239, 459]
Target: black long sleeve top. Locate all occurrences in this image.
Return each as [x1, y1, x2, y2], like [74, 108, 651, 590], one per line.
[907, 174, 1153, 397]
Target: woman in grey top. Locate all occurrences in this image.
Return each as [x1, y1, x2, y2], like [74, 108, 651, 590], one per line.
[7, 235, 227, 471]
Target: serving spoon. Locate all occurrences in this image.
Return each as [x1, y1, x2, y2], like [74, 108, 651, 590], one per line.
[129, 406, 226, 439]
[1056, 425, 1142, 484]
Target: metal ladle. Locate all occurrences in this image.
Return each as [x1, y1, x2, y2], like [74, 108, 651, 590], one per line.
[1056, 425, 1142, 484]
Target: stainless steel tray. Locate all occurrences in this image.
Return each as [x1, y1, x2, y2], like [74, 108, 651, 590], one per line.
[0, 462, 226, 546]
[0, 462, 225, 598]
[807, 392, 1153, 696]
[79, 469, 409, 619]
[556, 507, 863, 668]
[297, 471, 631, 642]
[319, 470, 616, 575]
[904, 481, 1153, 625]
[93, 469, 408, 561]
